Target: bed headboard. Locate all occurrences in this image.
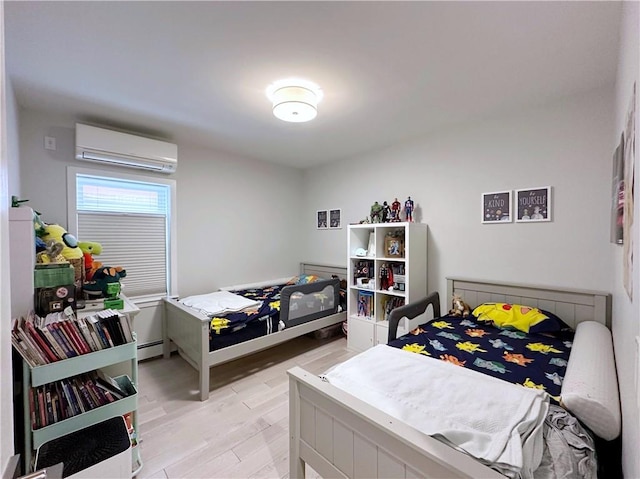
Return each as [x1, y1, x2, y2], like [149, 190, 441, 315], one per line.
[447, 277, 612, 329]
[301, 262, 347, 280]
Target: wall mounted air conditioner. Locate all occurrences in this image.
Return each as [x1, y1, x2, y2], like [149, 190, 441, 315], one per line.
[75, 123, 178, 174]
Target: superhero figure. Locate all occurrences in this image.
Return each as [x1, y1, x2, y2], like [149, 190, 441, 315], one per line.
[404, 196, 414, 222]
[390, 198, 401, 222]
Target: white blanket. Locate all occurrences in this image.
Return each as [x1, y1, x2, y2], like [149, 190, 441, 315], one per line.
[179, 290, 261, 316]
[324, 345, 549, 478]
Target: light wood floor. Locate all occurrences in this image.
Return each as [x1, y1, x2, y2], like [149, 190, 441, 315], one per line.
[135, 334, 355, 479]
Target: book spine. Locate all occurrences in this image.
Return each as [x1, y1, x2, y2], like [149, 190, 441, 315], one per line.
[26, 322, 56, 363]
[101, 324, 115, 348]
[45, 388, 54, 425]
[59, 320, 85, 355]
[61, 380, 80, 416]
[37, 387, 46, 428]
[49, 324, 75, 358]
[16, 324, 48, 365]
[38, 325, 66, 360]
[70, 381, 86, 413]
[67, 319, 91, 354]
[75, 378, 95, 410]
[119, 314, 134, 343]
[28, 388, 36, 430]
[77, 318, 97, 351]
[12, 336, 37, 368]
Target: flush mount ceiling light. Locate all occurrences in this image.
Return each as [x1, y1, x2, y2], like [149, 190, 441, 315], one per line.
[266, 79, 323, 123]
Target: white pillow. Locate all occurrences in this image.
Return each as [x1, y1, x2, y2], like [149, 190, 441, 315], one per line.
[560, 321, 621, 440]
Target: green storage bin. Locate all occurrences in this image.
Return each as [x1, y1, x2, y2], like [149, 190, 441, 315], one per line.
[34, 264, 75, 288]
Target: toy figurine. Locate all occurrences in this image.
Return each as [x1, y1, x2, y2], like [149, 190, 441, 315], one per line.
[404, 196, 414, 222]
[370, 201, 383, 223]
[379, 263, 394, 290]
[381, 201, 391, 222]
[390, 198, 401, 222]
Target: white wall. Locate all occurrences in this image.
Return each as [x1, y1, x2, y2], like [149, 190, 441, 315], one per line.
[18, 109, 305, 297]
[304, 87, 615, 300]
[611, 2, 640, 478]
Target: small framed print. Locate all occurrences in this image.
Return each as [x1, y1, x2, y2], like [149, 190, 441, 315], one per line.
[316, 210, 328, 229]
[515, 187, 551, 222]
[329, 208, 342, 229]
[384, 236, 404, 258]
[482, 191, 512, 223]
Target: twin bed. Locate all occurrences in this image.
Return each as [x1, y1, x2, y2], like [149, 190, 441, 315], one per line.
[163, 263, 347, 401]
[288, 277, 617, 479]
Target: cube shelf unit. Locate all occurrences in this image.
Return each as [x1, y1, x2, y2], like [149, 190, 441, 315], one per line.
[347, 222, 427, 352]
[22, 337, 141, 476]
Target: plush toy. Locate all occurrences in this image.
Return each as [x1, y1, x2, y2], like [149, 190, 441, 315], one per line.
[83, 266, 127, 298]
[38, 224, 83, 260]
[36, 240, 67, 264]
[78, 241, 103, 281]
[449, 294, 471, 318]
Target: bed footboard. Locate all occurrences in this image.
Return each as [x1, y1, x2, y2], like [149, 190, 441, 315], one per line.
[288, 367, 502, 479]
[163, 297, 210, 401]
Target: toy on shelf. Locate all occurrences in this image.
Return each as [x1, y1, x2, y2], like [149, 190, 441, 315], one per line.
[78, 241, 103, 281]
[404, 196, 415, 222]
[370, 201, 383, 223]
[36, 240, 67, 264]
[390, 198, 401, 222]
[83, 266, 127, 299]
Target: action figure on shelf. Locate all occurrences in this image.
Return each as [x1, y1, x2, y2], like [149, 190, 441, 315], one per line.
[390, 198, 401, 222]
[404, 196, 414, 222]
[381, 201, 391, 223]
[370, 201, 383, 223]
[358, 296, 367, 316]
[379, 263, 394, 290]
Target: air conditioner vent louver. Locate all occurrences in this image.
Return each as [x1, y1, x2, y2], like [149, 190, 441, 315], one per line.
[75, 124, 177, 174]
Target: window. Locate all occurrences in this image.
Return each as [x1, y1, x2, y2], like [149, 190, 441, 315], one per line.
[67, 167, 177, 299]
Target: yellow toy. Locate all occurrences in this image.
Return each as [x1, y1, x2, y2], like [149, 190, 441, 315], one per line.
[38, 224, 83, 260]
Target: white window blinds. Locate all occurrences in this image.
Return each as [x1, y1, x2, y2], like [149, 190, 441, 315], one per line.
[76, 175, 171, 297]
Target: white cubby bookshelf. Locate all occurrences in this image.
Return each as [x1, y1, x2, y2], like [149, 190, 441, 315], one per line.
[347, 222, 427, 352]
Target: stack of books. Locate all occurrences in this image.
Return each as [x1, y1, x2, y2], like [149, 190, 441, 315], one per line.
[11, 308, 134, 367]
[382, 297, 405, 321]
[29, 370, 132, 429]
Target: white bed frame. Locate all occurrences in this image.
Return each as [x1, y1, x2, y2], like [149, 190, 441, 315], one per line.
[163, 262, 347, 401]
[288, 277, 611, 478]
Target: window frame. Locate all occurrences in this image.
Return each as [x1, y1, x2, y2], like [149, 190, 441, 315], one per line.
[67, 166, 178, 300]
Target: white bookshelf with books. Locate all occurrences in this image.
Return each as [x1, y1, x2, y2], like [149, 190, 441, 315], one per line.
[347, 222, 427, 352]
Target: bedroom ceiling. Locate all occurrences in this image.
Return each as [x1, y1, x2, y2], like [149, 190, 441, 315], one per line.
[4, 1, 622, 169]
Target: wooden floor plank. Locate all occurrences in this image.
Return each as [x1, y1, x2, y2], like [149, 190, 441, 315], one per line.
[136, 335, 349, 478]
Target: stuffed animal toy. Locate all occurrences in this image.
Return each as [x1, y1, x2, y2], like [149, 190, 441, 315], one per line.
[449, 294, 471, 318]
[78, 241, 103, 281]
[36, 240, 67, 264]
[38, 224, 83, 260]
[83, 266, 127, 298]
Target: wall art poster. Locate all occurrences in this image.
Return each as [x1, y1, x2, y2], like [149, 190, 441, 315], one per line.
[329, 209, 342, 229]
[481, 191, 512, 223]
[623, 82, 636, 300]
[515, 187, 551, 222]
[610, 133, 625, 244]
[316, 210, 328, 229]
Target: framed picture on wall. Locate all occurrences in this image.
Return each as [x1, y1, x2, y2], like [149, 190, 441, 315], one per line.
[481, 191, 512, 223]
[329, 209, 342, 229]
[515, 186, 552, 222]
[317, 210, 328, 229]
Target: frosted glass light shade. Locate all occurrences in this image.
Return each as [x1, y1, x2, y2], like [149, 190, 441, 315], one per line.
[271, 86, 318, 123]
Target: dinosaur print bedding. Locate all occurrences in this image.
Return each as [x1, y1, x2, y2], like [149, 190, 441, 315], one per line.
[387, 313, 574, 402]
[207, 283, 335, 339]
